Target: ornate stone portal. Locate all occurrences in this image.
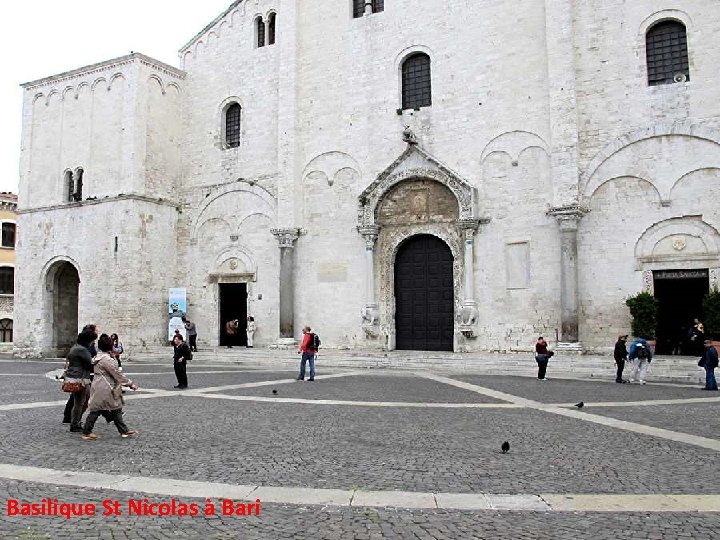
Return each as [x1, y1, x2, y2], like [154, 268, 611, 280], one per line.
[357, 142, 487, 350]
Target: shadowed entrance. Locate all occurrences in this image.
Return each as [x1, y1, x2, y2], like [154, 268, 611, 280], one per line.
[394, 235, 454, 351]
[46, 261, 79, 355]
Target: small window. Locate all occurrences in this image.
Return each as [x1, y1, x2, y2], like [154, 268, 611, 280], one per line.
[256, 17, 265, 48]
[0, 267, 13, 295]
[1, 223, 15, 248]
[225, 103, 242, 148]
[373, 0, 384, 13]
[73, 169, 84, 201]
[352, 0, 365, 18]
[65, 170, 74, 202]
[268, 13, 276, 45]
[646, 20, 689, 86]
[401, 53, 432, 110]
[0, 319, 11, 343]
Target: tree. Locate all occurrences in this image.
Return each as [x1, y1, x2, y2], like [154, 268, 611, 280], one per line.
[703, 288, 720, 340]
[625, 291, 659, 339]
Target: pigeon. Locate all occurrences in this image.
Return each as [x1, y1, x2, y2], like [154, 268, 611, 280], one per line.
[501, 441, 510, 454]
[574, 401, 584, 409]
[272, 389, 278, 395]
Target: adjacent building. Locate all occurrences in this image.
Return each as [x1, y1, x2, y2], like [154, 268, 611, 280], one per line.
[0, 192, 17, 352]
[14, 1, 720, 357]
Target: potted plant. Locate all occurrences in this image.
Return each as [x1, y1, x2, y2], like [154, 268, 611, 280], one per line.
[703, 287, 720, 347]
[625, 292, 659, 347]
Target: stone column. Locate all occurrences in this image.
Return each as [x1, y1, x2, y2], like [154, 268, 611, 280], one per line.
[358, 226, 380, 330]
[457, 219, 481, 336]
[271, 228, 300, 345]
[549, 207, 587, 345]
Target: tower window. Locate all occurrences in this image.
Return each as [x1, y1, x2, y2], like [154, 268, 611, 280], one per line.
[256, 17, 265, 48]
[225, 103, 242, 148]
[268, 13, 276, 45]
[401, 53, 432, 110]
[646, 20, 689, 86]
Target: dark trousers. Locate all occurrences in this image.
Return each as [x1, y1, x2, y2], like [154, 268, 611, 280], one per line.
[83, 409, 128, 435]
[189, 334, 197, 352]
[615, 359, 625, 382]
[174, 359, 188, 387]
[70, 387, 89, 428]
[536, 356, 548, 379]
[706, 366, 718, 390]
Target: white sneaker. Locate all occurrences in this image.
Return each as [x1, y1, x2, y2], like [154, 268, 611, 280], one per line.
[639, 381, 646, 385]
[629, 379, 635, 383]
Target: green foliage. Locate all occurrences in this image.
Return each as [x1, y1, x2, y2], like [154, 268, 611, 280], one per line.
[625, 291, 659, 339]
[703, 287, 720, 339]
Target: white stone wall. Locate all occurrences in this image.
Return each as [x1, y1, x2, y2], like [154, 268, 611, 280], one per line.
[15, 1, 720, 354]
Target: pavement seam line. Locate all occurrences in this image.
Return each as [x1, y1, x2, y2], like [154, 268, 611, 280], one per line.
[416, 372, 720, 453]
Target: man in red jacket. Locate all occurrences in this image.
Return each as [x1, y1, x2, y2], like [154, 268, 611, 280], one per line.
[297, 326, 318, 381]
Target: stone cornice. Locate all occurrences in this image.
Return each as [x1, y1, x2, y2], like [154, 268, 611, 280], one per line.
[179, 0, 244, 52]
[546, 205, 589, 218]
[21, 53, 186, 90]
[16, 194, 180, 215]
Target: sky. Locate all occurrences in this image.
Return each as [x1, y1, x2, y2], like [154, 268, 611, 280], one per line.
[0, 0, 235, 194]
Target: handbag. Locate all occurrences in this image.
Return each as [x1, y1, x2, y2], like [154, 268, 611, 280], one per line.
[101, 373, 123, 399]
[62, 379, 84, 393]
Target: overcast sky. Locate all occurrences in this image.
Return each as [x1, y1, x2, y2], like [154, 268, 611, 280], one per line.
[0, 0, 234, 195]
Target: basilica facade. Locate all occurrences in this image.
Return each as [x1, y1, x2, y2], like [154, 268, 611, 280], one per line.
[14, 0, 720, 357]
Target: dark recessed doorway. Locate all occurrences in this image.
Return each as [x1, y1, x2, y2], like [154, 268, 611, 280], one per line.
[654, 269, 709, 355]
[219, 283, 247, 346]
[394, 234, 454, 351]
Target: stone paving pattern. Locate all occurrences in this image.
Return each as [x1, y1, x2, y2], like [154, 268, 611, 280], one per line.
[2, 480, 720, 540]
[452, 374, 708, 403]
[1, 362, 720, 538]
[217, 375, 505, 403]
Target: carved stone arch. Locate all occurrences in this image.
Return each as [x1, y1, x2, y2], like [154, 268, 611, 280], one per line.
[480, 130, 550, 164]
[214, 245, 258, 277]
[191, 183, 276, 240]
[147, 75, 165, 95]
[581, 124, 720, 203]
[638, 9, 693, 39]
[358, 145, 477, 228]
[62, 86, 75, 101]
[634, 216, 720, 269]
[91, 77, 109, 92]
[587, 175, 663, 202]
[42, 255, 82, 286]
[669, 167, 720, 200]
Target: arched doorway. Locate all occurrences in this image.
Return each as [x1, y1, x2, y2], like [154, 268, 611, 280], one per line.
[394, 235, 454, 351]
[46, 261, 80, 354]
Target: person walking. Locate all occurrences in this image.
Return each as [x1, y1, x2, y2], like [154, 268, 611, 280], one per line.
[65, 329, 97, 432]
[110, 333, 124, 370]
[172, 334, 192, 389]
[535, 336, 551, 381]
[297, 326, 319, 382]
[628, 337, 653, 384]
[183, 317, 198, 352]
[225, 319, 239, 348]
[81, 334, 139, 441]
[246, 316, 256, 348]
[614, 334, 629, 383]
[63, 324, 99, 424]
[699, 339, 719, 391]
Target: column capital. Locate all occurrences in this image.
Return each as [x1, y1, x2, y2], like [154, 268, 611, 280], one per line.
[271, 228, 300, 248]
[358, 225, 380, 247]
[547, 205, 588, 231]
[456, 218, 490, 239]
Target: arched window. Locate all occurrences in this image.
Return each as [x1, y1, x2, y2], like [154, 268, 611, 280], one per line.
[401, 53, 432, 110]
[256, 17, 265, 48]
[1, 223, 15, 248]
[64, 170, 74, 202]
[0, 267, 13, 295]
[646, 20, 689, 86]
[73, 168, 84, 201]
[0, 319, 12, 343]
[268, 13, 276, 45]
[225, 103, 242, 148]
[352, 0, 365, 18]
[353, 0, 383, 18]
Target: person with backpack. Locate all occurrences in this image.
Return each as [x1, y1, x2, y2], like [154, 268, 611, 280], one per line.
[297, 325, 320, 382]
[628, 337, 653, 385]
[172, 334, 193, 389]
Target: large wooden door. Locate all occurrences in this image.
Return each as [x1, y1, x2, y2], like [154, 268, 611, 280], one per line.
[394, 235, 454, 351]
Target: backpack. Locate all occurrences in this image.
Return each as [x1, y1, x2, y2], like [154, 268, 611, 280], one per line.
[636, 345, 648, 360]
[310, 333, 321, 350]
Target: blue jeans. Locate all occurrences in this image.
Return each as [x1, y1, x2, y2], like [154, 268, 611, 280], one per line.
[705, 366, 718, 390]
[299, 352, 315, 380]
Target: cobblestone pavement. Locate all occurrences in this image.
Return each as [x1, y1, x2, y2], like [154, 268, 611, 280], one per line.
[0, 362, 719, 538]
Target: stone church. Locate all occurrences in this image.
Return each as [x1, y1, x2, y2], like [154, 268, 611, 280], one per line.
[14, 0, 720, 357]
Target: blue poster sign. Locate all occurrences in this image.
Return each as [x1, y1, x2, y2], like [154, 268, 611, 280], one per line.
[168, 288, 187, 341]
